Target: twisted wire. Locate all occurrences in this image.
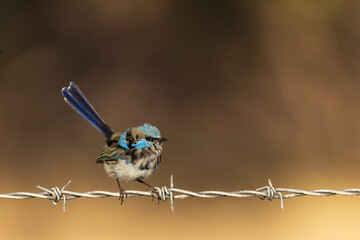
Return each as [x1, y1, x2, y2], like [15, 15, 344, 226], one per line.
[1, 176, 359, 212]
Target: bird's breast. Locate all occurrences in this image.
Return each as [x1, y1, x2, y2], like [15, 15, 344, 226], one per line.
[103, 143, 163, 181]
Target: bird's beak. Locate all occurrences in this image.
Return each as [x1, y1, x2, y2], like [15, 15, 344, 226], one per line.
[156, 137, 168, 142]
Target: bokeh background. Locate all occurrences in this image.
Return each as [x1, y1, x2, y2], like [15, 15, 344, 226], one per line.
[1, 0, 360, 239]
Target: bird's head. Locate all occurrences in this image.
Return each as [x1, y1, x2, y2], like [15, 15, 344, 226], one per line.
[118, 123, 167, 150]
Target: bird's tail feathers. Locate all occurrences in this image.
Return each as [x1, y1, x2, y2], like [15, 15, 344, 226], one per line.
[62, 82, 113, 140]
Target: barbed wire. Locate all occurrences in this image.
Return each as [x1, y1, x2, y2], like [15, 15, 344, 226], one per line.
[1, 175, 360, 212]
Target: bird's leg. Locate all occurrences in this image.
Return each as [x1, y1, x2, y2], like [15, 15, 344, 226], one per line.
[116, 178, 126, 204]
[137, 179, 161, 203]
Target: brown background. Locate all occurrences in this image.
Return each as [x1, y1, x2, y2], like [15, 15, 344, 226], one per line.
[1, 1, 360, 239]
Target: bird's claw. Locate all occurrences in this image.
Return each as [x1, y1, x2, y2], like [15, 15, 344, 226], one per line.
[147, 187, 161, 204]
[119, 189, 127, 205]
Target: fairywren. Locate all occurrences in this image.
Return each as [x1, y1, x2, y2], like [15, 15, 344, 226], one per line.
[62, 82, 167, 203]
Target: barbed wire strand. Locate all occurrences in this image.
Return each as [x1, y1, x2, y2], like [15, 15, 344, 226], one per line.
[1, 175, 360, 212]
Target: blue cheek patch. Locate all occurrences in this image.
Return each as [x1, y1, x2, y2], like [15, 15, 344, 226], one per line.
[132, 139, 153, 149]
[118, 131, 129, 150]
[139, 123, 161, 138]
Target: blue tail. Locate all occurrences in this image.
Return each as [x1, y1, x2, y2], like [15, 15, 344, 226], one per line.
[62, 82, 114, 141]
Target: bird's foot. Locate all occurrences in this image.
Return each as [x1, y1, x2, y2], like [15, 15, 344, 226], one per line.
[116, 179, 127, 205]
[137, 179, 161, 204]
[119, 188, 127, 205]
[148, 187, 161, 204]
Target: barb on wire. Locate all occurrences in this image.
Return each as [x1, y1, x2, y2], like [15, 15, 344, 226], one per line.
[0, 175, 360, 212]
[37, 180, 72, 212]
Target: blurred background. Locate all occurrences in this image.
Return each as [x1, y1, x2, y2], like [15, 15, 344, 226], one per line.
[1, 0, 360, 239]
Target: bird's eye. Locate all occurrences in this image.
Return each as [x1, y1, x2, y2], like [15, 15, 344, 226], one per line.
[146, 137, 151, 141]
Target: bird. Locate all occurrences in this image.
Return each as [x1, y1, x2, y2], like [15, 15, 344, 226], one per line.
[61, 82, 167, 204]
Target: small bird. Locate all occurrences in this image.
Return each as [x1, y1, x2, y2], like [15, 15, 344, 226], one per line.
[61, 82, 167, 204]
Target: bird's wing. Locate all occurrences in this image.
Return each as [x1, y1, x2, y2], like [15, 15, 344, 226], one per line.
[96, 146, 127, 163]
